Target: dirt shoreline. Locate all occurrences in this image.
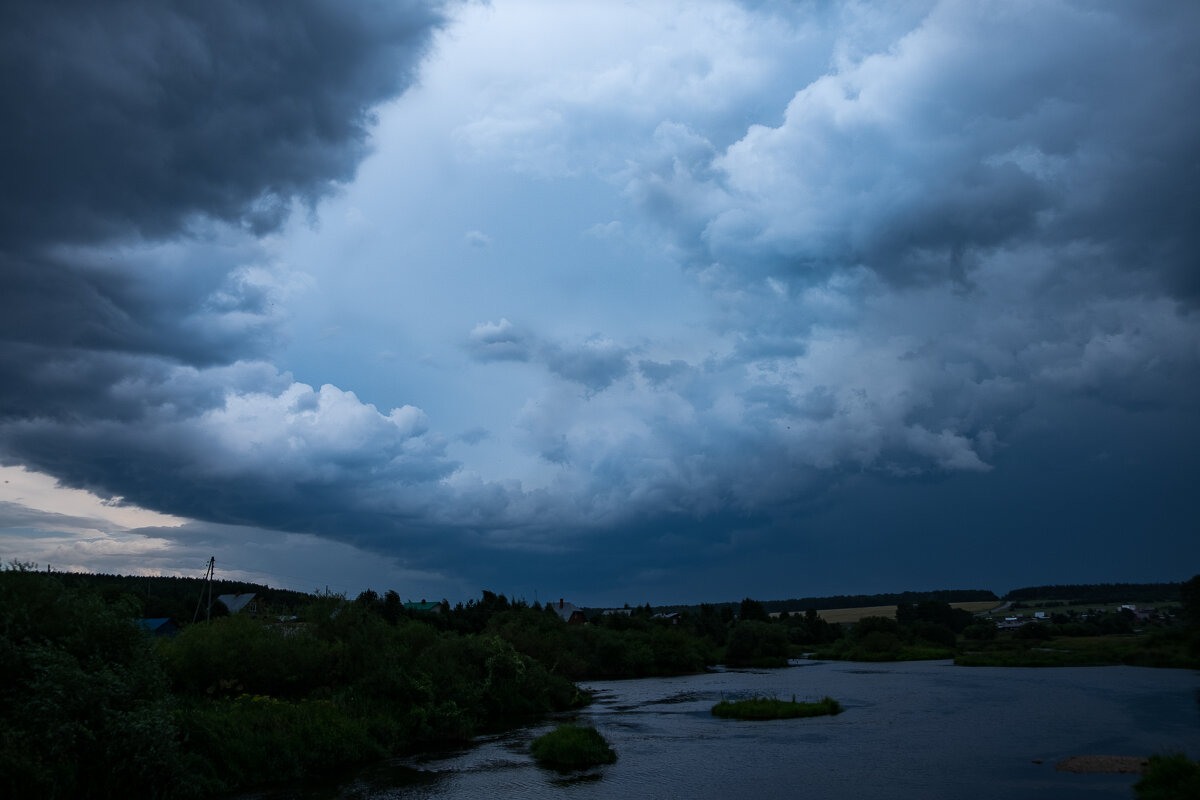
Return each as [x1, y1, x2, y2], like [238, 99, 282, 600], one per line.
[1055, 755, 1148, 774]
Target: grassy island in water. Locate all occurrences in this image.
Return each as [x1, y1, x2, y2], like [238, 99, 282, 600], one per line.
[712, 695, 843, 720]
[530, 724, 617, 769]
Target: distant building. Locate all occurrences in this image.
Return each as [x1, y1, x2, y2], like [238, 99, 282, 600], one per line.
[136, 618, 179, 637]
[215, 593, 260, 616]
[552, 598, 587, 625]
[403, 600, 444, 613]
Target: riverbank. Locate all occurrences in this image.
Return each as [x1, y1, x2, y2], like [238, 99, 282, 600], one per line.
[236, 659, 1199, 799]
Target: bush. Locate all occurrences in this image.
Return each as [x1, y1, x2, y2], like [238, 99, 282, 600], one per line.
[725, 620, 789, 667]
[530, 724, 616, 769]
[1014, 622, 1053, 641]
[159, 614, 333, 698]
[963, 621, 998, 640]
[0, 570, 186, 799]
[176, 695, 385, 793]
[912, 622, 957, 648]
[1134, 753, 1200, 800]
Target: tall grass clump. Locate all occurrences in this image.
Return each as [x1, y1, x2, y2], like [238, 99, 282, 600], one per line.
[711, 695, 842, 720]
[1133, 753, 1200, 800]
[530, 724, 616, 769]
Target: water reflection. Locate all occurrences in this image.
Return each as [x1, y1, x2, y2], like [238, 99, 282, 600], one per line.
[234, 661, 1199, 800]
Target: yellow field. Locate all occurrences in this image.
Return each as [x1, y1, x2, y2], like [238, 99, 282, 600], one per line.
[771, 600, 1004, 625]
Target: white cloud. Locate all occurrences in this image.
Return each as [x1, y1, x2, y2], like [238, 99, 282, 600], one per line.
[464, 229, 492, 248]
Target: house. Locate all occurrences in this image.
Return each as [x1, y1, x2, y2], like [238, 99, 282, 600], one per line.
[653, 612, 681, 625]
[136, 617, 179, 637]
[552, 598, 587, 625]
[215, 593, 261, 616]
[403, 600, 444, 614]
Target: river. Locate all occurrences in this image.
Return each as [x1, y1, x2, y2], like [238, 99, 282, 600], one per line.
[237, 660, 1199, 799]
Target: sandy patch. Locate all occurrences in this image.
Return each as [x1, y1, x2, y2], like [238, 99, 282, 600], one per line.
[1055, 755, 1148, 774]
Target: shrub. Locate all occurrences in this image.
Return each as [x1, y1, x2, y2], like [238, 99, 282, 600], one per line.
[911, 622, 956, 648]
[530, 724, 616, 769]
[1014, 622, 1053, 641]
[0, 570, 186, 799]
[1134, 753, 1200, 800]
[725, 620, 789, 667]
[963, 621, 998, 640]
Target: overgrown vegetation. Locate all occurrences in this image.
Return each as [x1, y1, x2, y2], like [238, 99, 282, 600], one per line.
[4, 564, 1196, 796]
[1133, 753, 1200, 800]
[0, 569, 585, 798]
[0, 567, 185, 799]
[529, 724, 617, 769]
[711, 695, 842, 720]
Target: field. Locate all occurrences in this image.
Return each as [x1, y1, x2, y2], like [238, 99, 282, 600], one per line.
[780, 600, 1005, 625]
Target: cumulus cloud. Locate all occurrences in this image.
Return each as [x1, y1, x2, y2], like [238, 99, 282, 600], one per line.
[2, 365, 463, 552]
[476, 0, 1200, 571]
[635, 3, 1200, 296]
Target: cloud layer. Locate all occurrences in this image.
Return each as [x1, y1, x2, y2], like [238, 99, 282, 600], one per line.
[2, 0, 1197, 602]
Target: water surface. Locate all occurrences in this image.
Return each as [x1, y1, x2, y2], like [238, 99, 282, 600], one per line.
[239, 661, 1200, 799]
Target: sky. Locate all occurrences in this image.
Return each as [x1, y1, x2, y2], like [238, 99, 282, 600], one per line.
[1, 0, 1197, 606]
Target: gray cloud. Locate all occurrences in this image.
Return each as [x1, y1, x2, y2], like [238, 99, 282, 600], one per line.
[633, 3, 1200, 298]
[469, 320, 632, 392]
[1, 1, 1197, 600]
[466, 319, 534, 362]
[480, 2, 1200, 558]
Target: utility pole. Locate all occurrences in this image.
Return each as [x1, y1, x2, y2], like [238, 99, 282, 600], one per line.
[192, 557, 215, 623]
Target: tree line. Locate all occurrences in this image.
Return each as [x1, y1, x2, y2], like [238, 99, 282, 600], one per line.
[1003, 582, 1183, 604]
[654, 588, 998, 616]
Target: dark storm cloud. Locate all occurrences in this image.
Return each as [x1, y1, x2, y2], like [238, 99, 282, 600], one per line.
[0, 1, 455, 544]
[0, 0, 443, 249]
[0, 0, 447, 386]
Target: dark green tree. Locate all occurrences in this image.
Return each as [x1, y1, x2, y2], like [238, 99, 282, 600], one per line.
[1180, 575, 1200, 629]
[0, 569, 185, 798]
[738, 597, 770, 623]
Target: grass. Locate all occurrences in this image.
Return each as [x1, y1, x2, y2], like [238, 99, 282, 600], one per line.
[530, 724, 617, 769]
[711, 695, 842, 720]
[808, 642, 955, 662]
[955, 633, 1199, 668]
